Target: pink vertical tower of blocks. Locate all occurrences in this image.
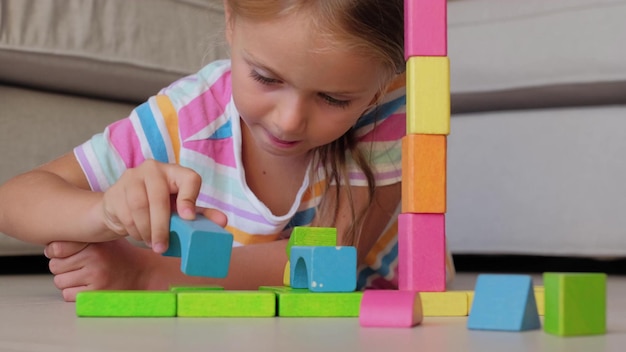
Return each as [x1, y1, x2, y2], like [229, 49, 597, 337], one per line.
[359, 0, 450, 327]
[399, 0, 449, 292]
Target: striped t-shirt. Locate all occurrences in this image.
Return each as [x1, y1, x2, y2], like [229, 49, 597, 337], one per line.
[74, 59, 406, 289]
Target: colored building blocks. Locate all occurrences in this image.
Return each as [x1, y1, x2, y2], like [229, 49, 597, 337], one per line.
[398, 213, 446, 292]
[290, 246, 356, 292]
[260, 286, 363, 317]
[177, 291, 276, 317]
[169, 285, 224, 293]
[467, 274, 540, 331]
[76, 291, 177, 317]
[404, 0, 447, 57]
[543, 272, 606, 336]
[401, 134, 447, 214]
[420, 291, 468, 316]
[286, 226, 337, 256]
[359, 290, 423, 328]
[163, 214, 233, 277]
[406, 56, 450, 135]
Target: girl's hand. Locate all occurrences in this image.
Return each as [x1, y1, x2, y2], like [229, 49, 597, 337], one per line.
[100, 160, 203, 253]
[46, 239, 150, 302]
[45, 207, 229, 302]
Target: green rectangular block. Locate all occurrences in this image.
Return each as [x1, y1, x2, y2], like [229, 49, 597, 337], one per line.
[169, 285, 224, 293]
[177, 291, 276, 317]
[544, 272, 606, 336]
[76, 291, 177, 317]
[260, 286, 362, 317]
[286, 227, 337, 257]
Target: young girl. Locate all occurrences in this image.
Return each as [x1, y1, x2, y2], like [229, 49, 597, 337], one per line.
[0, 0, 450, 301]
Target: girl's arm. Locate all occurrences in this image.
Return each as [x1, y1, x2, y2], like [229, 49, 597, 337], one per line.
[0, 152, 115, 245]
[142, 238, 289, 290]
[47, 236, 289, 301]
[332, 183, 402, 265]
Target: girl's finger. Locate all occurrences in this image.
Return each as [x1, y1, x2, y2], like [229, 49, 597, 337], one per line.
[61, 285, 89, 302]
[198, 207, 229, 228]
[45, 241, 89, 259]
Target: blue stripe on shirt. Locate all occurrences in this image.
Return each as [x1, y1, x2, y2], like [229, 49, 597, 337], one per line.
[136, 101, 169, 163]
[354, 95, 406, 130]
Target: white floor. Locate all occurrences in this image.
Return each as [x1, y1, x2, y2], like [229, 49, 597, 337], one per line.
[0, 274, 624, 352]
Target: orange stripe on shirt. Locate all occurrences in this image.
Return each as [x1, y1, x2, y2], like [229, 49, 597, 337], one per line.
[226, 226, 282, 245]
[387, 73, 406, 92]
[301, 180, 325, 202]
[156, 95, 181, 164]
[364, 220, 398, 266]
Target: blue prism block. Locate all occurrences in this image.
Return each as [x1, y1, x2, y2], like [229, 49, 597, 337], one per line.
[163, 214, 233, 278]
[290, 246, 356, 292]
[468, 274, 541, 331]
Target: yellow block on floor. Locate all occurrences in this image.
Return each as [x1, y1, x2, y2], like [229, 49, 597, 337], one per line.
[420, 291, 469, 316]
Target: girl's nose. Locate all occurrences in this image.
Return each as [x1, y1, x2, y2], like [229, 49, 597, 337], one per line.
[274, 95, 308, 135]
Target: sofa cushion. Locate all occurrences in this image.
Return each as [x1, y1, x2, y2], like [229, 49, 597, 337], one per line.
[448, 0, 626, 112]
[0, 0, 229, 103]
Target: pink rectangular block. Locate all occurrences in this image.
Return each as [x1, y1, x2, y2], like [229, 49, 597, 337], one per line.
[398, 213, 446, 291]
[404, 0, 447, 58]
[359, 290, 423, 328]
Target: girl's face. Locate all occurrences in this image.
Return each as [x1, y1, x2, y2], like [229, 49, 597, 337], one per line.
[226, 9, 385, 160]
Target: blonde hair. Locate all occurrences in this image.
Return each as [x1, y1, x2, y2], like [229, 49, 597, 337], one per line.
[226, 0, 404, 247]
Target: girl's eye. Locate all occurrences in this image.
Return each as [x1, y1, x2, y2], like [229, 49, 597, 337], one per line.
[250, 70, 279, 85]
[320, 94, 351, 109]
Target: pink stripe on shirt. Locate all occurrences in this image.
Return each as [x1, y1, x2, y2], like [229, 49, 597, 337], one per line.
[358, 113, 406, 143]
[177, 72, 233, 142]
[108, 119, 145, 168]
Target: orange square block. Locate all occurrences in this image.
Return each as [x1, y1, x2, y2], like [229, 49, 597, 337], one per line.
[401, 134, 446, 213]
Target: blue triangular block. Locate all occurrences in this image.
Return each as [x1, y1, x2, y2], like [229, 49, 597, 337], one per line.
[468, 274, 541, 331]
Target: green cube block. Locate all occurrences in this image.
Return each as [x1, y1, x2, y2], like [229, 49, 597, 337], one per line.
[286, 227, 337, 257]
[543, 273, 606, 336]
[177, 291, 276, 317]
[76, 291, 177, 317]
[260, 286, 362, 317]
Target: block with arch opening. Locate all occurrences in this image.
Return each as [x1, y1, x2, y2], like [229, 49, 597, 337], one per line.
[290, 246, 357, 292]
[163, 214, 233, 278]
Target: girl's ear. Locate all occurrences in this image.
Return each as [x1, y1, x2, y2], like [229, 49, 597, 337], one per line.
[224, 0, 234, 45]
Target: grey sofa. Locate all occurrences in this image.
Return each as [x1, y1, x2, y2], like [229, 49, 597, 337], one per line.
[1, 0, 625, 259]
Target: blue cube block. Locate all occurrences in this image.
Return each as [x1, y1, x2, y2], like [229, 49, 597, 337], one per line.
[163, 214, 233, 278]
[468, 274, 541, 331]
[290, 246, 356, 292]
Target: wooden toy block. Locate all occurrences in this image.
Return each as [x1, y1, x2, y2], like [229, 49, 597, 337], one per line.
[260, 286, 363, 317]
[543, 272, 606, 336]
[420, 291, 468, 316]
[286, 226, 336, 257]
[401, 134, 446, 213]
[163, 214, 233, 278]
[404, 0, 447, 57]
[76, 291, 176, 317]
[467, 287, 545, 316]
[283, 260, 291, 286]
[467, 274, 540, 331]
[177, 291, 276, 317]
[406, 56, 450, 135]
[169, 285, 224, 293]
[359, 290, 423, 328]
[534, 286, 545, 316]
[398, 213, 446, 292]
[290, 246, 356, 292]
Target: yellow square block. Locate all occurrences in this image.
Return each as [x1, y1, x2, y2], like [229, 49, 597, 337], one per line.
[406, 56, 450, 135]
[420, 291, 469, 316]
